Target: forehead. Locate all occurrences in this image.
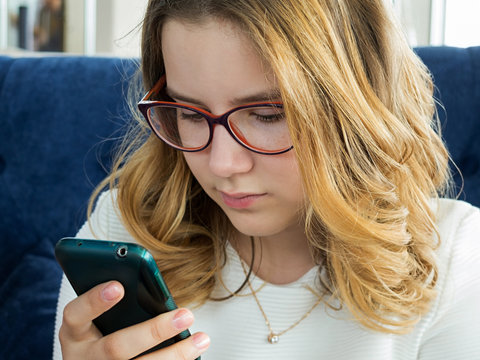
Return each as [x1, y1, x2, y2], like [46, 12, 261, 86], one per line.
[161, 18, 277, 107]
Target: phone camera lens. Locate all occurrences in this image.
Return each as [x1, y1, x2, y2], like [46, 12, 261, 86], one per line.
[116, 245, 128, 258]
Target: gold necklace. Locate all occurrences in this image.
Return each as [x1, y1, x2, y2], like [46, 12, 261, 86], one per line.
[240, 261, 323, 344]
[217, 271, 268, 297]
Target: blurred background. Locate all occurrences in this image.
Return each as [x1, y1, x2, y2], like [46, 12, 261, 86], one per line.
[0, 0, 479, 57]
[0, 0, 145, 56]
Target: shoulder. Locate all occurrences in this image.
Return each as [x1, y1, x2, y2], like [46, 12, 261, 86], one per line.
[434, 198, 480, 269]
[418, 199, 480, 355]
[434, 198, 479, 237]
[433, 198, 480, 286]
[75, 189, 137, 243]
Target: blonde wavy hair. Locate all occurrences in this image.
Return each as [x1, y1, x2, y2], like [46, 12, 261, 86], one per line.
[89, 0, 452, 334]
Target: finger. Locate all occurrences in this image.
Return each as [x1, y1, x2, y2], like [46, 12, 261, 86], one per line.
[61, 281, 124, 341]
[140, 332, 210, 360]
[98, 308, 202, 360]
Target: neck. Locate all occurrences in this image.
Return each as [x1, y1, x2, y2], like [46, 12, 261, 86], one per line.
[231, 230, 316, 285]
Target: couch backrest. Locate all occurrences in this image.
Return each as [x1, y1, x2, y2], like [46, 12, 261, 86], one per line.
[0, 47, 479, 264]
[416, 46, 480, 206]
[0, 56, 137, 276]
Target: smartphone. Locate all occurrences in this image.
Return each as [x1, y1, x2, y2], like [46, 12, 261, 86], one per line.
[55, 237, 193, 357]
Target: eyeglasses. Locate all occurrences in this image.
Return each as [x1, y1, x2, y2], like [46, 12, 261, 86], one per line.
[137, 76, 293, 155]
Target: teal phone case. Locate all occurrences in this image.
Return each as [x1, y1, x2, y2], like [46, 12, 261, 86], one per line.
[55, 238, 193, 357]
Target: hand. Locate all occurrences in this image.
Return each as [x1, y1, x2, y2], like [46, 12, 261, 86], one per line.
[59, 281, 210, 359]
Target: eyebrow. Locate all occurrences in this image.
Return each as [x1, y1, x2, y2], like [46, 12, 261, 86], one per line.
[165, 87, 282, 107]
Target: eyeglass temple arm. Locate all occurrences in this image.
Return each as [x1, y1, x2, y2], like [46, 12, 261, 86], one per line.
[140, 75, 167, 102]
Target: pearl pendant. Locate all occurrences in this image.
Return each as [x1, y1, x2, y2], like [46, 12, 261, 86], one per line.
[268, 333, 279, 344]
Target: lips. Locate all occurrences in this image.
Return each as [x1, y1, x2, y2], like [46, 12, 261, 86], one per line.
[219, 191, 266, 209]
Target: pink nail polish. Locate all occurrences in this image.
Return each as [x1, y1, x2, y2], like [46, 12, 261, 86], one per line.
[101, 283, 121, 301]
[192, 333, 210, 350]
[172, 309, 194, 329]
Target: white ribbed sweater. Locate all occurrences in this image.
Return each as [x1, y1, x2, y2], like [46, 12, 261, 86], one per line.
[54, 191, 480, 359]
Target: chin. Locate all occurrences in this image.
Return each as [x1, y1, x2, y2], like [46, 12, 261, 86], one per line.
[227, 216, 294, 239]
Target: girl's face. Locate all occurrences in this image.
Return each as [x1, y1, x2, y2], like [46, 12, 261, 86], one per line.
[162, 18, 306, 239]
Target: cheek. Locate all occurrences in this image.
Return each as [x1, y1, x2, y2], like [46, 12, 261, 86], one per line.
[267, 152, 302, 183]
[263, 154, 306, 203]
[183, 153, 208, 182]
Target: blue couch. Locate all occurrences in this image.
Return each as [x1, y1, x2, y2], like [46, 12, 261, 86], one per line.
[0, 47, 479, 359]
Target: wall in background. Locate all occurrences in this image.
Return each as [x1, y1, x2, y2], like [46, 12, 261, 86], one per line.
[63, 0, 144, 56]
[394, 0, 432, 46]
[95, 0, 144, 57]
[0, 0, 144, 56]
[396, 0, 480, 48]
[443, 0, 480, 47]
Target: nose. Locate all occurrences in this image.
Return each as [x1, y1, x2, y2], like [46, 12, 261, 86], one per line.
[208, 124, 254, 178]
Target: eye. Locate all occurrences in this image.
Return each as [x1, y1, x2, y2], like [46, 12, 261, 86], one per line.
[177, 108, 205, 122]
[250, 108, 285, 123]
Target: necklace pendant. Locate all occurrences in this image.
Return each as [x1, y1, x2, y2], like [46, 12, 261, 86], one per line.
[268, 333, 279, 344]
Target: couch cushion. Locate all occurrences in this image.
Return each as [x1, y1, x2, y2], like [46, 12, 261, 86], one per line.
[0, 239, 61, 359]
[0, 56, 137, 278]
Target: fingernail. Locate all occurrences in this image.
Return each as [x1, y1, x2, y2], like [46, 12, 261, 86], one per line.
[101, 282, 122, 301]
[172, 309, 194, 330]
[192, 333, 210, 350]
